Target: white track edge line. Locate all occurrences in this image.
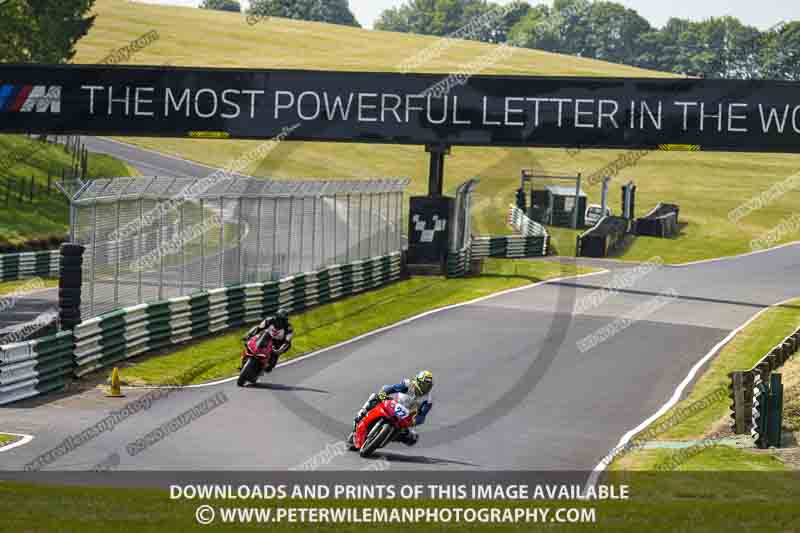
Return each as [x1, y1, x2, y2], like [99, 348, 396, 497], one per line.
[585, 294, 799, 489]
[134, 268, 610, 390]
[0, 432, 34, 453]
[672, 240, 800, 267]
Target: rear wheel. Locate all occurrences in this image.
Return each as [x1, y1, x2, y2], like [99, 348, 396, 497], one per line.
[359, 421, 394, 458]
[237, 357, 260, 387]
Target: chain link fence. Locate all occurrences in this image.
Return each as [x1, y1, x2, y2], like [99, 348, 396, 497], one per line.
[70, 176, 408, 319]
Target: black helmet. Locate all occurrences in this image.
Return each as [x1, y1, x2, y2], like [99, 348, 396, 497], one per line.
[275, 308, 289, 322]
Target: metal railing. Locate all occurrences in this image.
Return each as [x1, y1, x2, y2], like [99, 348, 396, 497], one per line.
[70, 176, 408, 319]
[446, 179, 479, 277]
[449, 178, 480, 254]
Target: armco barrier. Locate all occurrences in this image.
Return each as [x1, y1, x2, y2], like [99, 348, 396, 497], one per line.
[576, 216, 629, 258]
[472, 205, 549, 259]
[507, 205, 548, 237]
[446, 246, 472, 277]
[728, 327, 800, 434]
[472, 235, 548, 258]
[446, 206, 549, 278]
[0, 331, 74, 405]
[0, 252, 401, 405]
[635, 203, 680, 238]
[0, 250, 60, 281]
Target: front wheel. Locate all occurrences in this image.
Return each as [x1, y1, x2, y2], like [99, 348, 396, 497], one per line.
[237, 357, 260, 387]
[359, 421, 394, 458]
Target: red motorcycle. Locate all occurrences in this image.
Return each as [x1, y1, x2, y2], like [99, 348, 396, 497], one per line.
[352, 398, 416, 457]
[237, 332, 274, 387]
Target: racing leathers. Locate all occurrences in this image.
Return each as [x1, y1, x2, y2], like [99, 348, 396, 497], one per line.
[351, 379, 432, 446]
[241, 316, 294, 372]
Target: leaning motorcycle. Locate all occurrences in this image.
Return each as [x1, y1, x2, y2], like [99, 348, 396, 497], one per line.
[237, 333, 274, 387]
[351, 399, 416, 458]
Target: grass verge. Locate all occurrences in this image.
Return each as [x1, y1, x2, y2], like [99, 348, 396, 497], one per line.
[113, 259, 595, 386]
[612, 298, 800, 471]
[0, 278, 59, 297]
[0, 433, 19, 447]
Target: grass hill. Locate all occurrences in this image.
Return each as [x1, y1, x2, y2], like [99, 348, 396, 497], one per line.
[0, 135, 131, 247]
[51, 0, 800, 261]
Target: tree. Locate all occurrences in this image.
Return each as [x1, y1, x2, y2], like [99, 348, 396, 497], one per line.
[248, 0, 360, 28]
[375, 0, 493, 39]
[549, 0, 593, 56]
[201, 0, 241, 13]
[682, 17, 761, 78]
[507, 5, 560, 51]
[0, 0, 96, 64]
[584, 1, 651, 64]
[633, 17, 762, 78]
[481, 1, 530, 44]
[634, 18, 690, 73]
[760, 21, 800, 80]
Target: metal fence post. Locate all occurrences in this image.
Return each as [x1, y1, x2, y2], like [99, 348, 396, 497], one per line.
[397, 191, 403, 250]
[345, 194, 351, 263]
[238, 197, 245, 284]
[114, 200, 121, 307]
[138, 199, 144, 303]
[218, 196, 224, 287]
[158, 205, 165, 301]
[89, 203, 97, 317]
[200, 198, 206, 290]
[385, 192, 391, 255]
[311, 196, 317, 269]
[333, 194, 338, 264]
[320, 196, 326, 266]
[179, 202, 185, 295]
[368, 193, 373, 257]
[357, 193, 363, 259]
[271, 197, 279, 277]
[255, 197, 263, 283]
[286, 196, 294, 275]
[299, 196, 305, 272]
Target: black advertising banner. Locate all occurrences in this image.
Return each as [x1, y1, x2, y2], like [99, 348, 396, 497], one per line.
[1, 64, 800, 152]
[407, 196, 453, 264]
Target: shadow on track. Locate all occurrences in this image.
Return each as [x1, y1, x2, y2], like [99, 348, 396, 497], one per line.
[247, 382, 330, 394]
[373, 450, 481, 467]
[551, 281, 800, 311]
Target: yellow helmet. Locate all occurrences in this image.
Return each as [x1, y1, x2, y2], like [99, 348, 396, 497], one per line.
[413, 370, 433, 395]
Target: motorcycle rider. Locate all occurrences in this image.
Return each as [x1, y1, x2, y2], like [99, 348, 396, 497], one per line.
[348, 370, 433, 447]
[241, 308, 294, 372]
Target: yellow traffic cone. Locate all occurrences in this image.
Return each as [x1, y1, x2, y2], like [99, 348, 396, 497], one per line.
[106, 367, 125, 398]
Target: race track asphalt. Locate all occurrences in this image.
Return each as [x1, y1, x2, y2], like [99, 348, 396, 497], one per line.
[2, 241, 798, 472]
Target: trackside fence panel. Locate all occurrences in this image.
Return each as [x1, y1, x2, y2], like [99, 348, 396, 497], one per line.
[0, 252, 402, 405]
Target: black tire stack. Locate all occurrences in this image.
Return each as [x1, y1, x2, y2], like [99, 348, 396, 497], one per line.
[59, 243, 84, 330]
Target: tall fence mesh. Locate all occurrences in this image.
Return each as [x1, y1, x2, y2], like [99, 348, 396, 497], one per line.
[71, 176, 408, 319]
